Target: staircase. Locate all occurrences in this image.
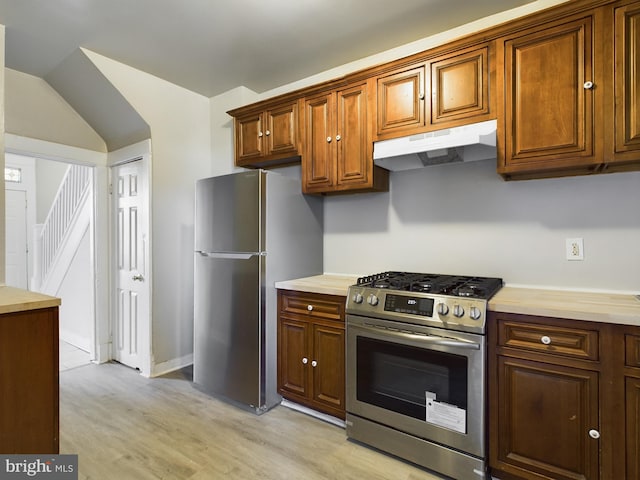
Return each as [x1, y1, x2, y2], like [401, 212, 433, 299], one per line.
[32, 164, 92, 295]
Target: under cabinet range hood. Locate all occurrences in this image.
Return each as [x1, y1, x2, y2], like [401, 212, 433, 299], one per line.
[373, 119, 497, 171]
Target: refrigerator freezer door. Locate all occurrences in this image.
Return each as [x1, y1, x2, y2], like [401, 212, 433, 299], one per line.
[195, 171, 265, 254]
[193, 252, 264, 409]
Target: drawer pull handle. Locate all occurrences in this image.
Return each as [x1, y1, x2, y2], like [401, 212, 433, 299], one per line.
[541, 335, 552, 345]
[311, 360, 317, 367]
[307, 305, 313, 311]
[589, 429, 600, 439]
[302, 357, 308, 364]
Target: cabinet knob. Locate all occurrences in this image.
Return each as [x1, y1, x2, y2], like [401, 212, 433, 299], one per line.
[583, 81, 594, 90]
[307, 304, 313, 311]
[302, 357, 308, 364]
[419, 92, 425, 100]
[265, 130, 271, 136]
[589, 429, 600, 439]
[335, 135, 341, 141]
[258, 131, 263, 137]
[541, 335, 552, 345]
[326, 136, 332, 143]
[311, 360, 318, 367]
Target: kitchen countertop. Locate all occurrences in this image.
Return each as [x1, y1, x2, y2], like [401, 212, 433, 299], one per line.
[0, 286, 61, 315]
[275, 274, 358, 297]
[489, 286, 640, 326]
[275, 275, 640, 326]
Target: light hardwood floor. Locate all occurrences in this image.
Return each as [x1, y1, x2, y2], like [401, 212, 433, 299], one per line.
[59, 363, 447, 479]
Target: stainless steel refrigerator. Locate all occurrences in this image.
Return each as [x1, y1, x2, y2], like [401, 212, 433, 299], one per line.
[193, 169, 323, 413]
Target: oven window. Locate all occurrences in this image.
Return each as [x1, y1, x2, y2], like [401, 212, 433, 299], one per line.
[356, 336, 467, 421]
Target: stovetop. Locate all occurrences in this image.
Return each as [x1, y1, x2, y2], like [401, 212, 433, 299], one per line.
[355, 271, 503, 300]
[347, 271, 503, 334]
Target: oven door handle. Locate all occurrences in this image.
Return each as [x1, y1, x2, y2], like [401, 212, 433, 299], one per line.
[357, 324, 481, 350]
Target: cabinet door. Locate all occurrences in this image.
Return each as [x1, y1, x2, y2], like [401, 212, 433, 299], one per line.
[612, 2, 640, 163]
[626, 376, 640, 480]
[311, 323, 345, 418]
[336, 83, 370, 189]
[376, 64, 425, 138]
[499, 14, 601, 177]
[0, 308, 59, 454]
[493, 355, 600, 480]
[429, 46, 490, 126]
[278, 317, 310, 399]
[235, 112, 264, 164]
[266, 102, 298, 157]
[303, 92, 335, 193]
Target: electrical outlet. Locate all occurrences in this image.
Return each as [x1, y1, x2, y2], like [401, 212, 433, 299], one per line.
[566, 238, 584, 261]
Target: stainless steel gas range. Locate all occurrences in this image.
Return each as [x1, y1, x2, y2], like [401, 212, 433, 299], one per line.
[345, 272, 503, 480]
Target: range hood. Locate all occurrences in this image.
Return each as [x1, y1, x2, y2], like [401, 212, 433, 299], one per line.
[373, 119, 497, 171]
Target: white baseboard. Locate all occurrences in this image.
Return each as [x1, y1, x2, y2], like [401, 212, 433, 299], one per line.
[280, 399, 345, 428]
[150, 353, 193, 378]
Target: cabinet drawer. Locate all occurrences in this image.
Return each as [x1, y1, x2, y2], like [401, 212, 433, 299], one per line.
[626, 335, 640, 368]
[279, 291, 345, 322]
[498, 320, 599, 361]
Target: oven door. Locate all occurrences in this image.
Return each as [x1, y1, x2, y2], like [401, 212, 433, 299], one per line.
[346, 314, 486, 458]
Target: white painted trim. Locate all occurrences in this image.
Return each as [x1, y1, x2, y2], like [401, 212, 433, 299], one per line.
[107, 139, 151, 166]
[150, 353, 193, 378]
[108, 140, 152, 377]
[5, 134, 107, 166]
[280, 399, 346, 428]
[6, 136, 105, 366]
[39, 193, 91, 295]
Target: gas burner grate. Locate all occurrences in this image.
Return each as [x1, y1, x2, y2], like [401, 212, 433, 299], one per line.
[355, 271, 503, 300]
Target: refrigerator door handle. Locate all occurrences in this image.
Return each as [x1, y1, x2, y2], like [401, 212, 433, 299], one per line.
[196, 251, 264, 260]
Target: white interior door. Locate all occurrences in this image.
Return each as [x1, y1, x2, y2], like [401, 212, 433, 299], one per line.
[5, 189, 28, 289]
[113, 160, 149, 371]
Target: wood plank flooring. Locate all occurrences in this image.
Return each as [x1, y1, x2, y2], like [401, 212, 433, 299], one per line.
[59, 363, 446, 479]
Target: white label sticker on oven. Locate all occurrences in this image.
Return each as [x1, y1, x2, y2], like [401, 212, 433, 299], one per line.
[425, 393, 466, 434]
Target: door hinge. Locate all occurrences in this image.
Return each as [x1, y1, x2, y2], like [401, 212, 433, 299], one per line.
[109, 183, 113, 195]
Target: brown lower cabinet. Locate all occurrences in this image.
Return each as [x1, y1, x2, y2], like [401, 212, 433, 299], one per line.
[488, 311, 637, 480]
[0, 307, 59, 454]
[277, 290, 346, 419]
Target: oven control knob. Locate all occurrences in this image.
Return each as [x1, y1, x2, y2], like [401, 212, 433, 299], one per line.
[367, 294, 379, 306]
[453, 305, 465, 318]
[469, 307, 482, 320]
[437, 303, 449, 315]
[352, 293, 363, 304]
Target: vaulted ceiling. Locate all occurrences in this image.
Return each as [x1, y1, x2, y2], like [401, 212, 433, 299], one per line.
[0, 0, 538, 98]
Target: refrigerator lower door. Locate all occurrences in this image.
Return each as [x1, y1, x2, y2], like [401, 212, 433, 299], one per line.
[194, 252, 264, 410]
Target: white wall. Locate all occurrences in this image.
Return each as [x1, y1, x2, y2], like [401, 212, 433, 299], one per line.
[1, 25, 6, 285]
[4, 68, 107, 153]
[324, 160, 640, 292]
[56, 226, 92, 351]
[215, 0, 640, 294]
[35, 159, 68, 223]
[83, 49, 212, 371]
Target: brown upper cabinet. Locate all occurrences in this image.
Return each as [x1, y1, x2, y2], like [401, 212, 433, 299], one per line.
[232, 99, 301, 168]
[497, 11, 603, 179]
[609, 1, 640, 170]
[302, 81, 388, 195]
[374, 43, 494, 141]
[497, 0, 640, 180]
[227, 0, 639, 186]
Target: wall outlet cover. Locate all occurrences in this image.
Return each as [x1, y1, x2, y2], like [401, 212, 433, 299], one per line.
[566, 238, 584, 261]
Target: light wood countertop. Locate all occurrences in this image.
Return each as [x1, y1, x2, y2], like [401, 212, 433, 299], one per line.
[275, 274, 358, 297]
[0, 286, 61, 315]
[275, 276, 640, 326]
[489, 286, 640, 326]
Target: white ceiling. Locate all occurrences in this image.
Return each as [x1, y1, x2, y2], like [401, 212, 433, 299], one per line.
[0, 0, 537, 98]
